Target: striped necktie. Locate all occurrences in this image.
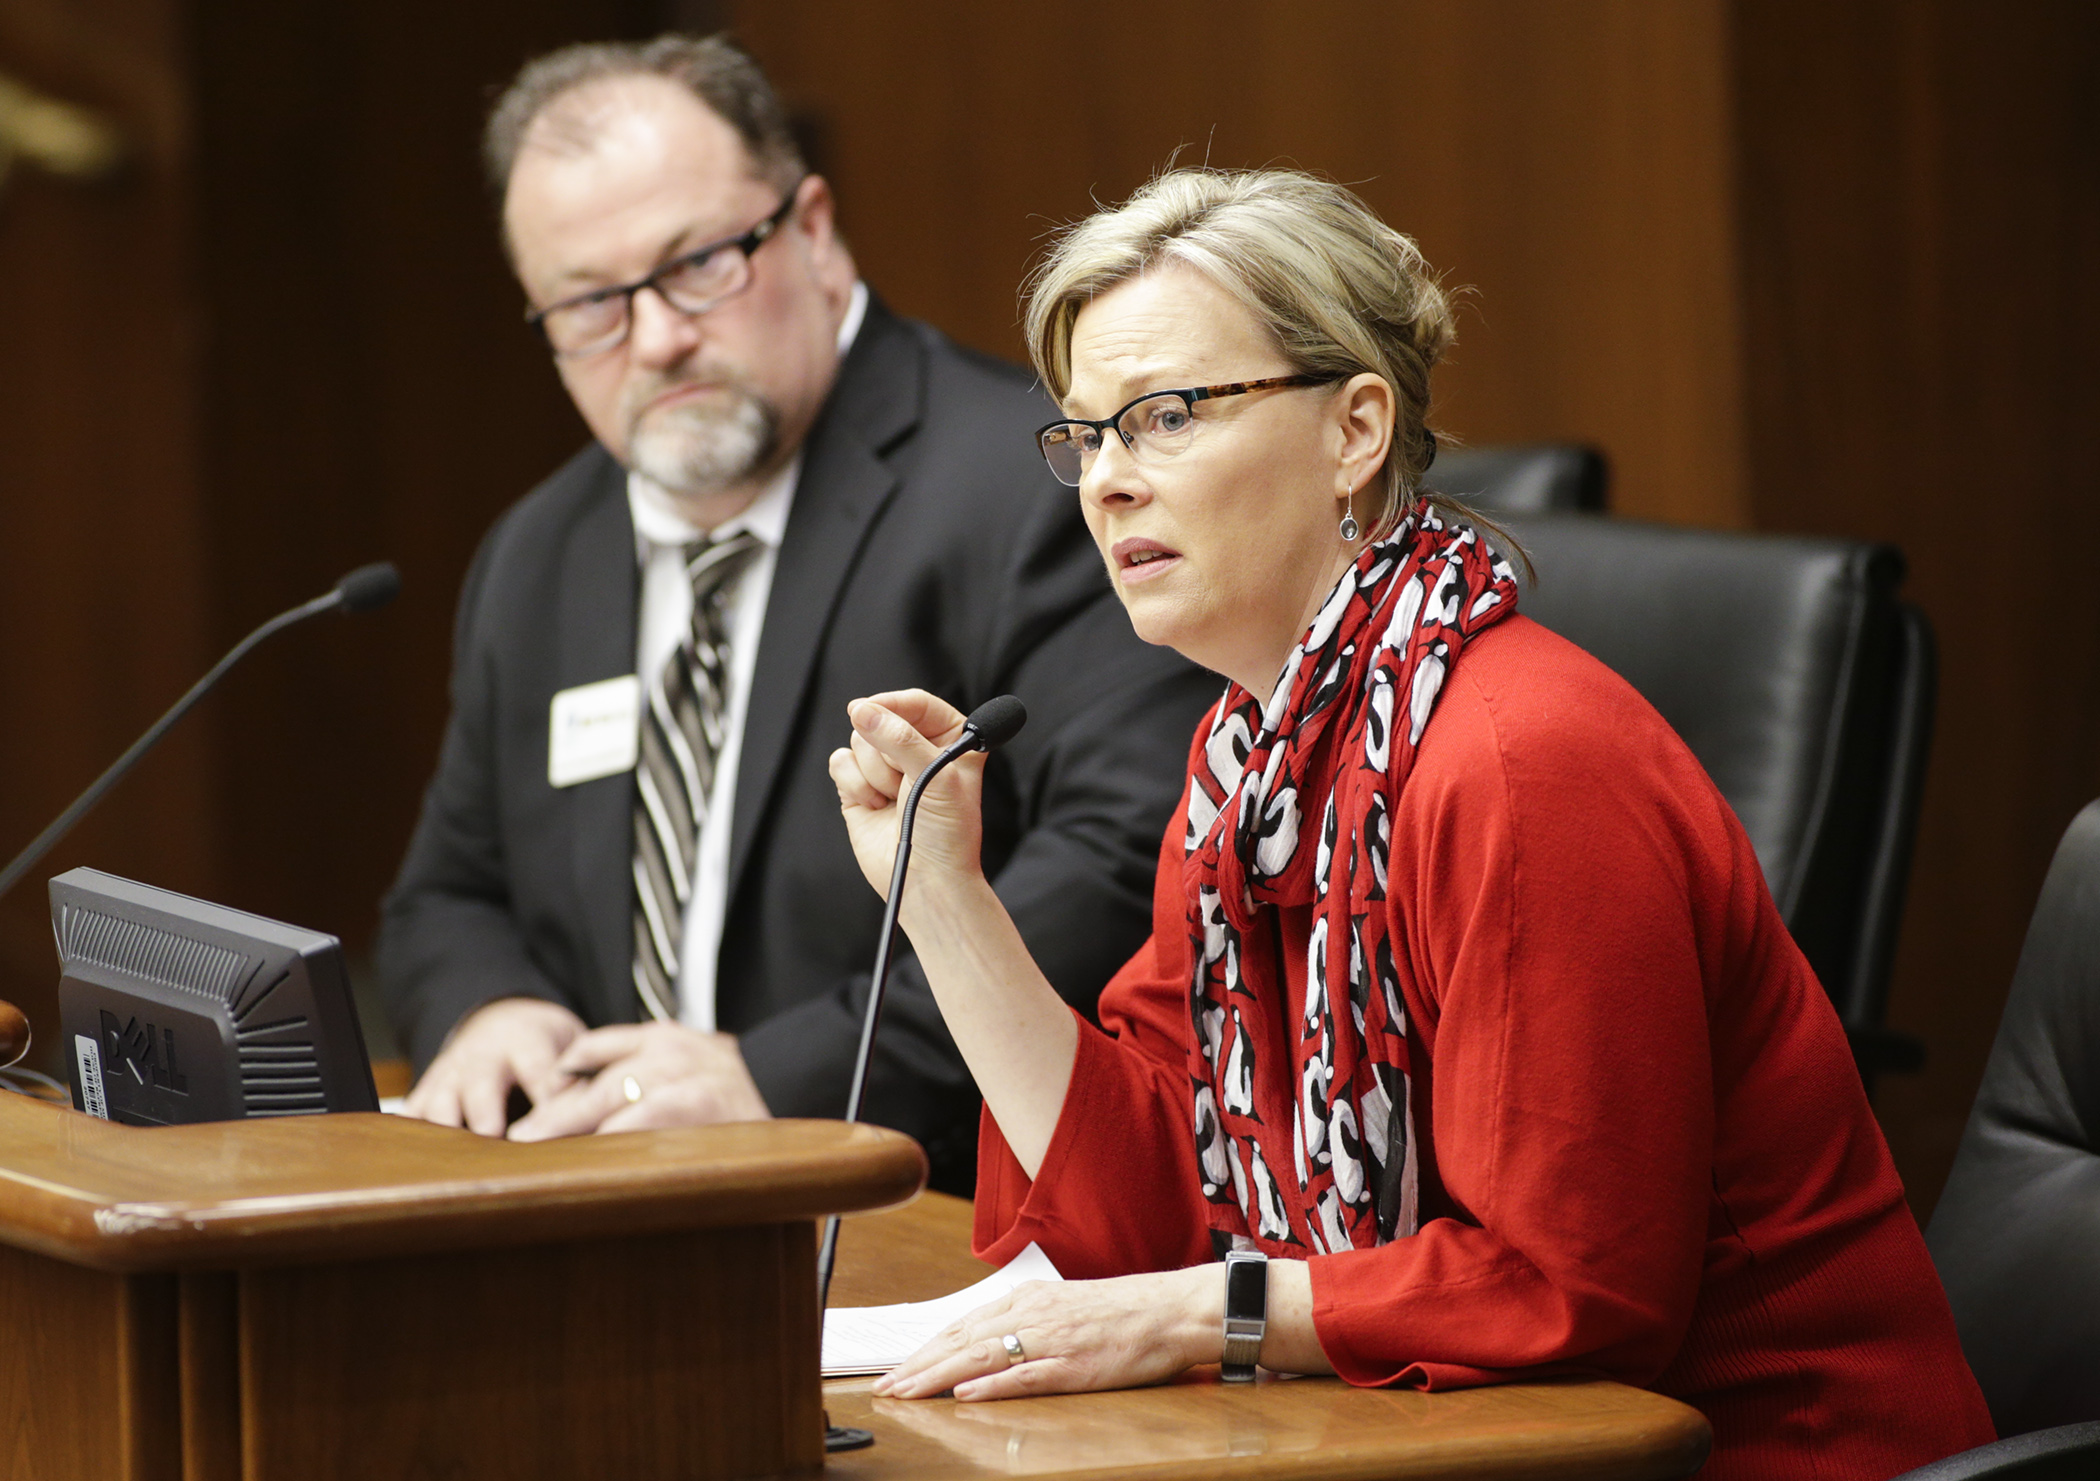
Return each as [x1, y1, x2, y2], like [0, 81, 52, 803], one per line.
[631, 530, 762, 1023]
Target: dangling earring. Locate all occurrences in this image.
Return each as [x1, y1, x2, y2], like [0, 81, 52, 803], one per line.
[1340, 510, 1361, 543]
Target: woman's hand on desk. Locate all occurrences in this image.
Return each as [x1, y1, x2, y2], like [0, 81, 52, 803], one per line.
[872, 1261, 1332, 1401]
[874, 1268, 1220, 1402]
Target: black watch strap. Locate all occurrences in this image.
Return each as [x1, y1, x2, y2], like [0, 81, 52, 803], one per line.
[1222, 1249, 1268, 1382]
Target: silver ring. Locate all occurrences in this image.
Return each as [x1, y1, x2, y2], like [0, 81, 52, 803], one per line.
[1001, 1332, 1025, 1365]
[621, 1074, 643, 1104]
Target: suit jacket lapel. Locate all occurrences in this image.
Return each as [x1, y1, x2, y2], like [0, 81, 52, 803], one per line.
[557, 452, 643, 1024]
[728, 300, 924, 908]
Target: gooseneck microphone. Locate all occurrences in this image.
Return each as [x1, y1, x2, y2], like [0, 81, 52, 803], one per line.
[816, 694, 1026, 1453]
[0, 563, 402, 904]
[815, 696, 1029, 1310]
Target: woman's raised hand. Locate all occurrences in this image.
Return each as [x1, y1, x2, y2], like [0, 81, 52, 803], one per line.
[828, 689, 989, 911]
[829, 689, 1084, 1178]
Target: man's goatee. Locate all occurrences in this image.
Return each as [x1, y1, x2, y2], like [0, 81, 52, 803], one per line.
[629, 388, 778, 496]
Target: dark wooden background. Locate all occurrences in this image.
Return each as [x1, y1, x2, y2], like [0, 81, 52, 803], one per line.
[2, 0, 2094, 1215]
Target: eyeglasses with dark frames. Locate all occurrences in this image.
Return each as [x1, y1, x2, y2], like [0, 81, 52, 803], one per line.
[1034, 374, 1339, 487]
[525, 180, 806, 359]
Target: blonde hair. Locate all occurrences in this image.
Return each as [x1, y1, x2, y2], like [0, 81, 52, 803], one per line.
[1024, 168, 1458, 535]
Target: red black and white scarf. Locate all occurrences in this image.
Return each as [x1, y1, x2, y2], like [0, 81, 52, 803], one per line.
[1186, 508, 1520, 1255]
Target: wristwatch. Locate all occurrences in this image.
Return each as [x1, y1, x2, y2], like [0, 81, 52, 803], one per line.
[1222, 1249, 1269, 1382]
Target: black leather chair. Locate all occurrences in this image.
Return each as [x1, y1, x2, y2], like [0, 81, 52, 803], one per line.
[1506, 514, 1935, 1085]
[1926, 801, 2100, 1438]
[1893, 1422, 2100, 1480]
[1426, 442, 1608, 514]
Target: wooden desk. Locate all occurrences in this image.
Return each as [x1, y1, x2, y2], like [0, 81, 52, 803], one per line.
[826, 1196, 1712, 1480]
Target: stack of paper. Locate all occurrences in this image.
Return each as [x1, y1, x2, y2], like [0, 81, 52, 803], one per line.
[821, 1242, 1063, 1378]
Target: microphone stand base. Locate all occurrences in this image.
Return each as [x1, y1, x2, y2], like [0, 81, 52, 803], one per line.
[824, 1418, 875, 1452]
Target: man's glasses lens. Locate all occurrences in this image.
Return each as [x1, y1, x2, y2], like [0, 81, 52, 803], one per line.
[529, 181, 803, 359]
[656, 247, 746, 312]
[539, 248, 752, 358]
[541, 296, 630, 357]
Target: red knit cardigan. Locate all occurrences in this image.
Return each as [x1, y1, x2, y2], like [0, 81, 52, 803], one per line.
[974, 615, 1992, 1480]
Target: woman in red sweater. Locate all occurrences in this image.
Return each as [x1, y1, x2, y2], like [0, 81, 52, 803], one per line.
[827, 168, 1991, 1478]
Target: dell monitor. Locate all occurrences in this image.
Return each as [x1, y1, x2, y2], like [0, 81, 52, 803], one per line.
[51, 867, 377, 1125]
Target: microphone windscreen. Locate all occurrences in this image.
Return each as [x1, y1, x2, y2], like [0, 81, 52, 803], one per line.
[963, 695, 1028, 752]
[335, 562, 402, 614]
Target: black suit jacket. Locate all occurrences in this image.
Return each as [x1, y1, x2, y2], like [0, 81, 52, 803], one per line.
[377, 299, 1216, 1186]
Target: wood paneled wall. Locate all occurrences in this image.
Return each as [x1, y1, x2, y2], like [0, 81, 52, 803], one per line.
[730, 1, 1752, 530]
[0, 0, 657, 1066]
[3, 0, 2094, 1216]
[0, 0, 219, 1049]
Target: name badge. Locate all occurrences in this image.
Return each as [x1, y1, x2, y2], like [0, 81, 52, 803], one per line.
[549, 675, 642, 788]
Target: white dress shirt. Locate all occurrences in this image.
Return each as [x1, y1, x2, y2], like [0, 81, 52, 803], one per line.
[623, 281, 866, 1031]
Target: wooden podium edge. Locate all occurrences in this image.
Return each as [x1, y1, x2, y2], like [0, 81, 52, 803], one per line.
[0, 1092, 927, 1272]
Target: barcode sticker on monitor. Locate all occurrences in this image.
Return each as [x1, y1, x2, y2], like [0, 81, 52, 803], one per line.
[74, 1034, 109, 1120]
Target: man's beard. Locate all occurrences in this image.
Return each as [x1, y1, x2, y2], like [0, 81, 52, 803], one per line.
[624, 377, 780, 497]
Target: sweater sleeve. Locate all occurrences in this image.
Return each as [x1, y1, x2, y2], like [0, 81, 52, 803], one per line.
[974, 791, 1216, 1279]
[1306, 650, 1740, 1390]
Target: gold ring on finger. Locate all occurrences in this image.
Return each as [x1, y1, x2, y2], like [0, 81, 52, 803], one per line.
[622, 1074, 643, 1105]
[1001, 1332, 1025, 1365]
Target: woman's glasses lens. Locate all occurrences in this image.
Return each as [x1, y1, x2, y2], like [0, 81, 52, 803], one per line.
[1038, 425, 1093, 486]
[1036, 394, 1198, 486]
[1121, 393, 1196, 453]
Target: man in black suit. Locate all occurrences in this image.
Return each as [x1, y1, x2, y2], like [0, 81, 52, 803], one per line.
[379, 36, 1210, 1188]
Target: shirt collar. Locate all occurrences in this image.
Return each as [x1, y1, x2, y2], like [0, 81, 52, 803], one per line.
[629, 453, 798, 556]
[836, 278, 869, 357]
